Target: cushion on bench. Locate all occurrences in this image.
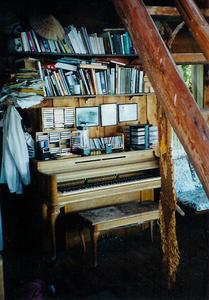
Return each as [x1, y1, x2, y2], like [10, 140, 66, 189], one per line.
[79, 201, 159, 226]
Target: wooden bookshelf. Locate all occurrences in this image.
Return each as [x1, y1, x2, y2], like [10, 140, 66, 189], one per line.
[11, 51, 208, 65]
[11, 51, 139, 59]
[43, 92, 155, 100]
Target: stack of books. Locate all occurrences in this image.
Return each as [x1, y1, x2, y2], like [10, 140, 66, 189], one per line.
[14, 26, 136, 55]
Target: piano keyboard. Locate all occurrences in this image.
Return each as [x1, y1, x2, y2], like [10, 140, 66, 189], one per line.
[58, 171, 160, 195]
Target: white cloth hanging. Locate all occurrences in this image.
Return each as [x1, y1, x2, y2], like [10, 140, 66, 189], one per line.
[0, 105, 30, 194]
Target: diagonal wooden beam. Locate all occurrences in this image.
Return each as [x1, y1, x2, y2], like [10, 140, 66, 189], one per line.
[112, 0, 209, 198]
[175, 0, 209, 61]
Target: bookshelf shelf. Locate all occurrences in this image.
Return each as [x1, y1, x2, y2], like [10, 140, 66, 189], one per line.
[44, 92, 155, 100]
[11, 51, 139, 59]
[11, 52, 208, 65]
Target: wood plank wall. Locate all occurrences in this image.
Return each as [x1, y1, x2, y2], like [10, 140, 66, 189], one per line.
[29, 94, 157, 136]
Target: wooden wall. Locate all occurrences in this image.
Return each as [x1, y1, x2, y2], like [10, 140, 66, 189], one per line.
[30, 94, 157, 137]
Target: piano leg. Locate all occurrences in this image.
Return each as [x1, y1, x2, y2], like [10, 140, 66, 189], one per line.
[47, 206, 61, 260]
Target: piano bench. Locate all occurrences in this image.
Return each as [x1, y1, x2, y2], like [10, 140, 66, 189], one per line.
[78, 201, 159, 267]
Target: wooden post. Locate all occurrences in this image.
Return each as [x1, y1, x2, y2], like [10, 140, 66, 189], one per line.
[175, 0, 209, 61]
[112, 0, 209, 198]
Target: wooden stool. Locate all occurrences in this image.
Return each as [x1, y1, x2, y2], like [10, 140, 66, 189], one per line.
[79, 201, 159, 267]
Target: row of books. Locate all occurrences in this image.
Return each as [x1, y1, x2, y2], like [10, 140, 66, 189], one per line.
[89, 135, 124, 151]
[41, 59, 144, 96]
[124, 124, 158, 150]
[14, 26, 136, 55]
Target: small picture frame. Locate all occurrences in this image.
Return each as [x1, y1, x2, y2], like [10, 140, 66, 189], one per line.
[118, 103, 138, 122]
[100, 103, 118, 126]
[75, 106, 99, 127]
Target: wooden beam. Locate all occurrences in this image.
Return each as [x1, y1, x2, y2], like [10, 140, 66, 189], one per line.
[129, 53, 207, 66]
[172, 52, 207, 64]
[175, 0, 209, 61]
[147, 6, 209, 17]
[112, 0, 209, 198]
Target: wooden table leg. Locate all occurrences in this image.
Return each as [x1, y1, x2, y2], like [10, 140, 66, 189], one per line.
[91, 230, 100, 267]
[47, 206, 60, 260]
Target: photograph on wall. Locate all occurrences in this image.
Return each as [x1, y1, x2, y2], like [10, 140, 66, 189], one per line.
[76, 107, 99, 127]
[118, 103, 138, 122]
[100, 103, 118, 126]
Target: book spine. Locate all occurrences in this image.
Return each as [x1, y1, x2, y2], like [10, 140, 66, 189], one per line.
[37, 61, 47, 96]
[67, 31, 80, 53]
[52, 71, 63, 96]
[31, 30, 41, 52]
[63, 35, 74, 53]
[27, 31, 36, 52]
[58, 69, 71, 95]
[81, 27, 92, 54]
[37, 36, 46, 52]
[79, 69, 91, 95]
[95, 71, 102, 95]
[20, 32, 30, 52]
[47, 39, 57, 53]
[107, 32, 114, 54]
[56, 71, 67, 95]
[54, 40, 62, 53]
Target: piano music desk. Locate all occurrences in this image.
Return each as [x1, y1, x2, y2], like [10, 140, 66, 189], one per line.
[79, 201, 159, 267]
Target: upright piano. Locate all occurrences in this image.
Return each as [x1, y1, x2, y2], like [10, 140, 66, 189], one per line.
[33, 149, 161, 259]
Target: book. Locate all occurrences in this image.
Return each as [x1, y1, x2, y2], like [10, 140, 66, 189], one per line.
[48, 39, 57, 53]
[55, 62, 77, 71]
[58, 69, 71, 95]
[20, 32, 30, 51]
[81, 26, 92, 54]
[26, 31, 36, 52]
[31, 30, 41, 52]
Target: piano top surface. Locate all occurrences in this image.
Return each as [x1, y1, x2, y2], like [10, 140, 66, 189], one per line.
[34, 149, 159, 179]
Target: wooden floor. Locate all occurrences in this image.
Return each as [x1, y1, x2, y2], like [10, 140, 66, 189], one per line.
[2, 203, 209, 300]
